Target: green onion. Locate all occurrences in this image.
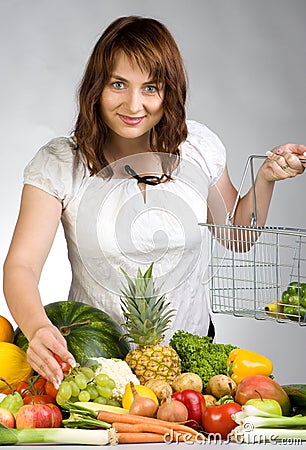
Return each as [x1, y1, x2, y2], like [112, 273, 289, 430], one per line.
[242, 414, 306, 429]
[241, 404, 285, 418]
[234, 404, 306, 428]
[231, 425, 306, 443]
[231, 404, 306, 443]
[63, 413, 111, 429]
[0, 423, 117, 445]
[61, 401, 112, 429]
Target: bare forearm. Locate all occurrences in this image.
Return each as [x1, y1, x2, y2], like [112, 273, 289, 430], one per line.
[3, 262, 52, 340]
[233, 170, 275, 227]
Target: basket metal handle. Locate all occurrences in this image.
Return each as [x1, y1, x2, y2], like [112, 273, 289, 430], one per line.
[226, 155, 306, 227]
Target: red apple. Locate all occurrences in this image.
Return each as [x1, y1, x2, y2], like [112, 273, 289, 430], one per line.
[16, 404, 57, 428]
[47, 403, 62, 427]
[0, 407, 15, 428]
[235, 375, 291, 416]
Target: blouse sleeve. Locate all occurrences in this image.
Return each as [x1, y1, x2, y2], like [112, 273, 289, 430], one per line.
[23, 137, 84, 209]
[182, 120, 227, 187]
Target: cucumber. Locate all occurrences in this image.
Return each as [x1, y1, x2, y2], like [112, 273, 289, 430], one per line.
[282, 384, 306, 408]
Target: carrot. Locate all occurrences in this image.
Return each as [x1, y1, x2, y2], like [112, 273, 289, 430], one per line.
[117, 432, 198, 444]
[112, 421, 194, 441]
[97, 410, 198, 435]
[117, 432, 167, 443]
[113, 421, 173, 435]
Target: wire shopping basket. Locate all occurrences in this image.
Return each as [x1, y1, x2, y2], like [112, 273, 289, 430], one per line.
[200, 155, 306, 326]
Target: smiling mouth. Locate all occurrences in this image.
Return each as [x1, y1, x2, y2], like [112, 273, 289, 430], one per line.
[118, 114, 145, 125]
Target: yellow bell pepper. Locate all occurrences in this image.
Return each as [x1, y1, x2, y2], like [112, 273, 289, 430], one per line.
[227, 348, 273, 384]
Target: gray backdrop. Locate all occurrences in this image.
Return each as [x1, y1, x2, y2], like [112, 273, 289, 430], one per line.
[1, 0, 305, 383]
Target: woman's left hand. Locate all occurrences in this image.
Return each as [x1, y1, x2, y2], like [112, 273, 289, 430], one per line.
[261, 143, 306, 182]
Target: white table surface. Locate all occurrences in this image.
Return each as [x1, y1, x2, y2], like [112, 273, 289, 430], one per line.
[2, 443, 306, 449]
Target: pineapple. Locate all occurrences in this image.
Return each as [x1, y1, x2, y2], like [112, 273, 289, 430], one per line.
[120, 263, 181, 384]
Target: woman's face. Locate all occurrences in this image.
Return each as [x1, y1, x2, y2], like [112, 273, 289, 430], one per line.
[100, 52, 165, 141]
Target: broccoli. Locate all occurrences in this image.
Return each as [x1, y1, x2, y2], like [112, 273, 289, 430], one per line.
[169, 330, 237, 392]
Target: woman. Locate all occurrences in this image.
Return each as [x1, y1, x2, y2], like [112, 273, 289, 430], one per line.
[3, 16, 305, 387]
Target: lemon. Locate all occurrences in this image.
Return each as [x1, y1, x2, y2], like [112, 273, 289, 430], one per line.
[122, 383, 159, 410]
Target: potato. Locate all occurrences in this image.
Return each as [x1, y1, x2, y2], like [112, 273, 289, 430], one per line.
[206, 374, 237, 399]
[144, 379, 173, 402]
[203, 394, 217, 407]
[172, 372, 203, 392]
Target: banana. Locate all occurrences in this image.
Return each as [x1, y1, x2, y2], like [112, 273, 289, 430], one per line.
[264, 301, 286, 319]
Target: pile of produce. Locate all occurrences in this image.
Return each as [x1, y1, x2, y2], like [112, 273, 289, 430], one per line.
[265, 281, 306, 322]
[1, 265, 306, 445]
[169, 330, 236, 391]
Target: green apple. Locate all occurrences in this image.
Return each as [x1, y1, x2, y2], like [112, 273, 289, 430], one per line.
[245, 398, 282, 416]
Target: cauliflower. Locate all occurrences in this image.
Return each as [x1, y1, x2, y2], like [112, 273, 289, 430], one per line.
[92, 357, 140, 402]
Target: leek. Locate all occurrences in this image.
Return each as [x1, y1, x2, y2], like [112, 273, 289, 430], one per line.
[0, 424, 117, 445]
[231, 425, 306, 444]
[241, 414, 306, 429]
[233, 404, 306, 428]
[230, 404, 306, 443]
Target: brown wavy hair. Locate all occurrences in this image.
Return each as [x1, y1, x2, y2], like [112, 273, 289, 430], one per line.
[74, 16, 188, 176]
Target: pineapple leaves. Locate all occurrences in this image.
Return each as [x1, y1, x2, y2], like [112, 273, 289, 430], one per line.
[120, 268, 136, 297]
[119, 263, 176, 345]
[143, 263, 154, 280]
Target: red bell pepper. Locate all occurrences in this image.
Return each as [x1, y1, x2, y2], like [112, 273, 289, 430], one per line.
[172, 389, 206, 424]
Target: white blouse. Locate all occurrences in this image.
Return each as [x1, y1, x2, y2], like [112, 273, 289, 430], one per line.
[24, 120, 226, 342]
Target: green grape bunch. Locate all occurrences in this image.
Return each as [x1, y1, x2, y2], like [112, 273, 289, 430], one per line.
[56, 365, 118, 407]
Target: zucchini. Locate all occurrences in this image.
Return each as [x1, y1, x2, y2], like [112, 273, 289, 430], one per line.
[75, 401, 128, 414]
[282, 384, 306, 408]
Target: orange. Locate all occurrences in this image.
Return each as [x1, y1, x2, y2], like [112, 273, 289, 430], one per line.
[0, 315, 15, 343]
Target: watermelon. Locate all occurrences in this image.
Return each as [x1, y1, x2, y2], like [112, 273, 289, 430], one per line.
[14, 301, 131, 365]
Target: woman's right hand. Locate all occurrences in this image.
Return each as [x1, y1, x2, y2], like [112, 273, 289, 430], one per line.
[26, 324, 76, 388]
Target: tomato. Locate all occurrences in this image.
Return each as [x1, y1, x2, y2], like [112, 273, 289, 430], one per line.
[23, 394, 56, 405]
[53, 354, 71, 374]
[202, 402, 242, 440]
[45, 381, 59, 400]
[31, 376, 47, 394]
[16, 380, 31, 396]
[16, 375, 47, 398]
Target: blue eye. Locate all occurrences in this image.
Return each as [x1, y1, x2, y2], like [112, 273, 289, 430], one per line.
[144, 85, 157, 93]
[112, 81, 125, 89]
